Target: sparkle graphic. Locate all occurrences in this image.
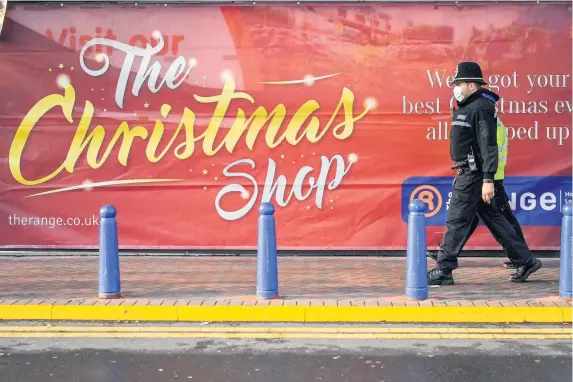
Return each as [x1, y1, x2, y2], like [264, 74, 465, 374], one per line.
[27, 179, 183, 198]
[56, 74, 71, 89]
[70, 66, 75, 71]
[144, 103, 149, 108]
[258, 72, 341, 85]
[81, 179, 94, 192]
[58, 63, 64, 69]
[303, 74, 315, 86]
[214, 177, 219, 181]
[364, 97, 378, 110]
[280, 154, 285, 159]
[48, 68, 52, 72]
[348, 153, 358, 163]
[202, 169, 208, 175]
[220, 70, 233, 82]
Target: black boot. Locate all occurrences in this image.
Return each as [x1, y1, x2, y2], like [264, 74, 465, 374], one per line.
[509, 258, 542, 282]
[428, 267, 454, 285]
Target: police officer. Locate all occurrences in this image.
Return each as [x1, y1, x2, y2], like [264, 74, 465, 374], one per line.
[427, 88, 528, 270]
[427, 61, 542, 286]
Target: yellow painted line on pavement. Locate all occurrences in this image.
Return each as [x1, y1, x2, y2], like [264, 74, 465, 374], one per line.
[1, 326, 570, 334]
[0, 332, 568, 340]
[304, 306, 571, 323]
[0, 305, 570, 324]
[177, 306, 305, 322]
[0, 305, 51, 320]
[52, 305, 180, 322]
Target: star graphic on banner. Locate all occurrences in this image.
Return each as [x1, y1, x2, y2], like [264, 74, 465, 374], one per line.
[70, 66, 75, 71]
[203, 186, 207, 190]
[144, 103, 149, 108]
[280, 154, 285, 159]
[48, 68, 52, 72]
[214, 177, 219, 181]
[202, 169, 208, 175]
[58, 64, 64, 69]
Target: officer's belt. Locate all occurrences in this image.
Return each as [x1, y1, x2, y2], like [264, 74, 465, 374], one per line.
[451, 160, 469, 170]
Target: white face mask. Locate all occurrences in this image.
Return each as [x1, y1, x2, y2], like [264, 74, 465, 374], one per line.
[453, 85, 465, 102]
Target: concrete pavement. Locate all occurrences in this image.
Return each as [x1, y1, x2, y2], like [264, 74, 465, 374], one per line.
[0, 256, 570, 323]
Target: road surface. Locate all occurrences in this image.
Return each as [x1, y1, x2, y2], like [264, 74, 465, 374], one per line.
[0, 322, 570, 382]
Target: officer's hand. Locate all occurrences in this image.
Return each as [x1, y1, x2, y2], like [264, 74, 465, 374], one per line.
[482, 182, 495, 203]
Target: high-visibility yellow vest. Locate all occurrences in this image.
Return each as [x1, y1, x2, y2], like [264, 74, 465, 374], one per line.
[495, 117, 508, 180]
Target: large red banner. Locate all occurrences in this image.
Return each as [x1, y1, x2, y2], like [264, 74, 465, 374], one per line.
[0, 2, 571, 250]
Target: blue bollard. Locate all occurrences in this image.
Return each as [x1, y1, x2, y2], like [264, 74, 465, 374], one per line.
[98, 205, 121, 299]
[559, 202, 572, 298]
[256, 202, 279, 299]
[406, 199, 428, 300]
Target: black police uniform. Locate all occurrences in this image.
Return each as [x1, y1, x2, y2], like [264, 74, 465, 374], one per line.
[427, 92, 528, 270]
[428, 62, 542, 285]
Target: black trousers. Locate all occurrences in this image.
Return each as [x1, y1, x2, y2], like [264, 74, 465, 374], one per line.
[437, 170, 532, 272]
[463, 181, 526, 254]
